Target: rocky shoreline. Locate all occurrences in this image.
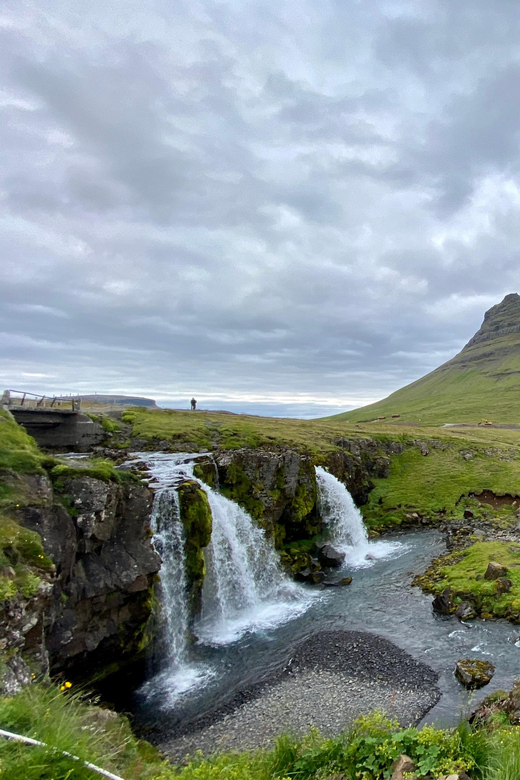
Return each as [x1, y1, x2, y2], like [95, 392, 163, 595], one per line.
[155, 631, 440, 762]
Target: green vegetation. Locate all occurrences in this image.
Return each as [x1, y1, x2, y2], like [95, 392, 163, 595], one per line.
[0, 514, 53, 603]
[177, 481, 213, 612]
[4, 684, 520, 780]
[362, 444, 520, 529]
[414, 541, 520, 621]
[0, 410, 44, 474]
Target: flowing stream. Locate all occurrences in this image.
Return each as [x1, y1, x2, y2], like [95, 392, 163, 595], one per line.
[129, 454, 520, 737]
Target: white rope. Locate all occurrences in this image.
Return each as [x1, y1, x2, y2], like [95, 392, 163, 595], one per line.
[0, 728, 126, 780]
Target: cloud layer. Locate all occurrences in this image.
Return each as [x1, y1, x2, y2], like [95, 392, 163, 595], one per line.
[2, 0, 520, 416]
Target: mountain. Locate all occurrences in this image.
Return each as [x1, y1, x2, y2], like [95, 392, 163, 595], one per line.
[330, 293, 520, 425]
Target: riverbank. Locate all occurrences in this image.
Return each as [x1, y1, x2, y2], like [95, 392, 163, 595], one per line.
[156, 631, 440, 761]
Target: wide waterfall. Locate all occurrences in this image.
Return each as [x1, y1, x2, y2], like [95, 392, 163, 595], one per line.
[315, 466, 406, 568]
[197, 485, 310, 645]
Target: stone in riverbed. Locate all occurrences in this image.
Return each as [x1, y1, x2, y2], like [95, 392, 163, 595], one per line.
[317, 544, 345, 568]
[322, 576, 352, 588]
[484, 561, 508, 580]
[432, 587, 455, 614]
[455, 659, 495, 688]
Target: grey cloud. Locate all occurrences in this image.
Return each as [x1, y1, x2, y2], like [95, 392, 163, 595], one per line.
[3, 0, 520, 416]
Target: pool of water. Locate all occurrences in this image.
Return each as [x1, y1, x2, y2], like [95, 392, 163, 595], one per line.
[134, 528, 520, 735]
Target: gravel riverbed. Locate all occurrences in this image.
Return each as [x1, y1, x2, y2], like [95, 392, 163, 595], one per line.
[158, 631, 440, 761]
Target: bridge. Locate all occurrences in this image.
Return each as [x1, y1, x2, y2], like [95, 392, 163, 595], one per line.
[2, 390, 105, 450]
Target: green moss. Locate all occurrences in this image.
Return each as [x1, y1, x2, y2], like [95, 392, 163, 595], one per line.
[220, 461, 264, 522]
[0, 410, 44, 473]
[0, 515, 52, 603]
[177, 480, 213, 614]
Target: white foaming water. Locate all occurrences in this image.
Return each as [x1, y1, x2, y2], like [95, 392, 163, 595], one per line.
[315, 466, 406, 568]
[196, 483, 314, 645]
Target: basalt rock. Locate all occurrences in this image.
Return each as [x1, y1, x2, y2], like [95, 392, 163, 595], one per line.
[484, 561, 509, 580]
[177, 480, 213, 614]
[432, 588, 455, 614]
[317, 544, 345, 568]
[215, 449, 318, 546]
[17, 474, 161, 682]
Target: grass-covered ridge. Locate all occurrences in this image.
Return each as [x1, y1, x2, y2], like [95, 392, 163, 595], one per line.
[330, 294, 520, 426]
[362, 444, 520, 529]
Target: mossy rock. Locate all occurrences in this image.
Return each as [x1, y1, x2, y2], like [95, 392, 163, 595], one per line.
[177, 480, 212, 615]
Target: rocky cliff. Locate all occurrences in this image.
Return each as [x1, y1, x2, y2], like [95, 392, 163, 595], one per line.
[0, 462, 160, 693]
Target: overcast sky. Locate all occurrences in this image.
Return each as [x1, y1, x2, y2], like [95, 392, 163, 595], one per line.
[2, 1, 520, 418]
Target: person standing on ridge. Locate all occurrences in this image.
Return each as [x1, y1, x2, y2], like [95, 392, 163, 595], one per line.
[190, 397, 197, 410]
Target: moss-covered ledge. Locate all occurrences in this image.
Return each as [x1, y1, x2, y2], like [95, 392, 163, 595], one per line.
[177, 480, 212, 615]
[413, 540, 520, 622]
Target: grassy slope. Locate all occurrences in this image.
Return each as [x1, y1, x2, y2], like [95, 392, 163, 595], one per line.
[0, 682, 504, 780]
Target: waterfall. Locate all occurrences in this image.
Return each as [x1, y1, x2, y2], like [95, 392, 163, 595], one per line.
[196, 484, 311, 646]
[129, 452, 314, 703]
[131, 452, 214, 704]
[315, 466, 406, 568]
[150, 488, 189, 666]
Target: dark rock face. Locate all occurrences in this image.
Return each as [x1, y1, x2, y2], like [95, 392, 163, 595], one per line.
[18, 475, 161, 681]
[455, 658, 495, 688]
[215, 449, 319, 546]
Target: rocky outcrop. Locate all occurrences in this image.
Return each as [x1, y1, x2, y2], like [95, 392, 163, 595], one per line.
[215, 450, 318, 546]
[9, 473, 161, 683]
[325, 437, 395, 505]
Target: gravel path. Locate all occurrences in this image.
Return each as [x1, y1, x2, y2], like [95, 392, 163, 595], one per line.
[158, 631, 440, 762]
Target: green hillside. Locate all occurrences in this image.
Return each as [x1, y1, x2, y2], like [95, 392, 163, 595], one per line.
[331, 293, 520, 425]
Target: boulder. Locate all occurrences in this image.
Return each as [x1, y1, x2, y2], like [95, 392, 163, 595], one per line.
[391, 754, 415, 780]
[463, 509, 475, 519]
[295, 568, 325, 584]
[455, 601, 476, 620]
[432, 588, 454, 614]
[455, 659, 495, 689]
[484, 561, 509, 580]
[317, 544, 345, 568]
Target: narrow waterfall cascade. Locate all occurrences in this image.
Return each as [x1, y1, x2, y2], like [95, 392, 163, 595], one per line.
[150, 488, 188, 667]
[196, 484, 313, 646]
[315, 466, 407, 568]
[133, 452, 215, 704]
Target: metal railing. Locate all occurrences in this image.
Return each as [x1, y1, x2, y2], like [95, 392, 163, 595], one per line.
[2, 390, 81, 411]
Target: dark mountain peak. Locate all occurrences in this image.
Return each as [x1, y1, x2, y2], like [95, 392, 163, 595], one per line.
[464, 293, 520, 350]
